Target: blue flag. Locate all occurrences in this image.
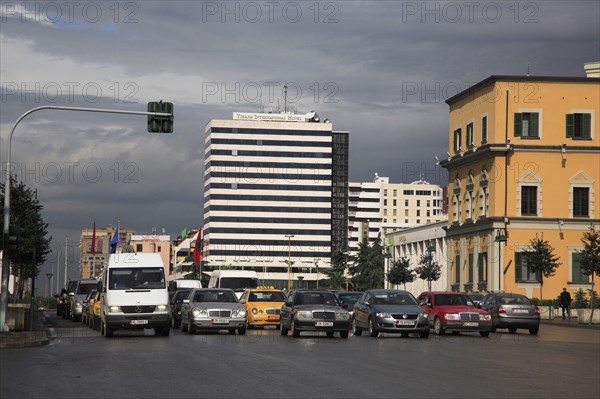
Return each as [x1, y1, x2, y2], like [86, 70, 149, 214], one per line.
[110, 224, 120, 254]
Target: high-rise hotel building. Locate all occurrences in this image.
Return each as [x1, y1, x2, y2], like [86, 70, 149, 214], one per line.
[203, 112, 349, 287]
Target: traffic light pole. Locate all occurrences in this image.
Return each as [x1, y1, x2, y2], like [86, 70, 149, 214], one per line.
[1, 105, 172, 332]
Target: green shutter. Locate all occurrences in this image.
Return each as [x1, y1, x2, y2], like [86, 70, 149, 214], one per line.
[530, 113, 539, 137]
[566, 114, 574, 138]
[482, 116, 487, 142]
[514, 113, 522, 137]
[454, 130, 458, 152]
[515, 252, 522, 282]
[582, 113, 591, 138]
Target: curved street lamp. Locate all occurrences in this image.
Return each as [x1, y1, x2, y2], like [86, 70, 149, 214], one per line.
[495, 230, 507, 291]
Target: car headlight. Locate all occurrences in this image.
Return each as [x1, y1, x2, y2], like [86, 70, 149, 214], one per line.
[252, 308, 258, 315]
[419, 312, 428, 319]
[297, 311, 312, 320]
[156, 305, 168, 312]
[445, 313, 460, 320]
[335, 311, 349, 321]
[232, 309, 247, 317]
[480, 314, 491, 321]
[108, 306, 121, 313]
[376, 312, 392, 318]
[192, 308, 207, 318]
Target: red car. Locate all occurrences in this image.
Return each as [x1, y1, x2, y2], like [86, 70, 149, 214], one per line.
[417, 292, 492, 337]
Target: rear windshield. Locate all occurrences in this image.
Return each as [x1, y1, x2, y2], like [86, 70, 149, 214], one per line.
[337, 293, 362, 306]
[498, 295, 531, 305]
[109, 268, 166, 290]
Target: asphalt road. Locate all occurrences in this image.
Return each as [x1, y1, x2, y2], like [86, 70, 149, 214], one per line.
[1, 312, 599, 399]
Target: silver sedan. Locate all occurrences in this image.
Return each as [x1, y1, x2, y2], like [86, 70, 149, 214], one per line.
[180, 288, 247, 335]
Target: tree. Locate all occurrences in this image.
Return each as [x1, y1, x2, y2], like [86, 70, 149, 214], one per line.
[387, 257, 415, 290]
[579, 226, 600, 323]
[414, 252, 441, 291]
[525, 236, 561, 305]
[324, 249, 347, 288]
[0, 178, 52, 299]
[350, 235, 384, 291]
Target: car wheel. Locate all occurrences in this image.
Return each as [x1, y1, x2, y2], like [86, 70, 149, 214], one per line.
[340, 330, 349, 339]
[228, 329, 236, 334]
[480, 331, 490, 337]
[368, 317, 379, 338]
[419, 330, 430, 338]
[187, 320, 195, 334]
[180, 316, 187, 332]
[528, 327, 539, 335]
[508, 327, 517, 334]
[352, 319, 362, 336]
[280, 319, 289, 336]
[434, 317, 445, 336]
[291, 318, 300, 338]
[238, 328, 246, 335]
[326, 331, 334, 338]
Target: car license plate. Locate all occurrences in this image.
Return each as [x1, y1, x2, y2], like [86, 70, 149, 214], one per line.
[397, 320, 414, 326]
[212, 318, 229, 324]
[267, 315, 279, 320]
[513, 309, 529, 314]
[463, 322, 478, 327]
[130, 320, 148, 325]
[315, 321, 333, 327]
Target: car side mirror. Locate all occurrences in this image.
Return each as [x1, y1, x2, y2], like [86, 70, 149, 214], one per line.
[183, 299, 190, 304]
[364, 301, 370, 306]
[240, 299, 246, 304]
[419, 302, 427, 307]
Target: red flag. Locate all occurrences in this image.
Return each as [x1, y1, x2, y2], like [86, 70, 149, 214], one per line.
[193, 228, 203, 266]
[91, 219, 96, 255]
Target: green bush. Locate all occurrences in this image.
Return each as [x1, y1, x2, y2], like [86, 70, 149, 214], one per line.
[36, 296, 57, 310]
[572, 289, 588, 309]
[531, 298, 559, 307]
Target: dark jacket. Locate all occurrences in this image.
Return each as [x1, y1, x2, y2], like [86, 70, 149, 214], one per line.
[560, 291, 572, 307]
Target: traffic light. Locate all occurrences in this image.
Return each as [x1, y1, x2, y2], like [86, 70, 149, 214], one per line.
[7, 224, 21, 253]
[147, 101, 174, 133]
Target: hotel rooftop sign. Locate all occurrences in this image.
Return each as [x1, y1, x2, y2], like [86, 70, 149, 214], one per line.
[233, 112, 309, 122]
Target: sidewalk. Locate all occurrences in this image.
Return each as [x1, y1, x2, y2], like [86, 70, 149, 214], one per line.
[0, 310, 50, 349]
[541, 316, 600, 330]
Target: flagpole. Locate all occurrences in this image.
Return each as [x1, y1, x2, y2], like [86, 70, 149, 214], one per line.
[91, 219, 96, 279]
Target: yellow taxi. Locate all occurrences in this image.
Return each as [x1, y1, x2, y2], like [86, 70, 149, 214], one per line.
[240, 286, 287, 328]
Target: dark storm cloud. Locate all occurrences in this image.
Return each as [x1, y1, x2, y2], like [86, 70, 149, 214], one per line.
[1, 0, 598, 281]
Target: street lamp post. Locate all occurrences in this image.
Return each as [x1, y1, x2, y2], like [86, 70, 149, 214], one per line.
[426, 244, 436, 291]
[314, 259, 320, 289]
[285, 234, 295, 290]
[494, 230, 507, 292]
[46, 273, 53, 297]
[384, 250, 392, 289]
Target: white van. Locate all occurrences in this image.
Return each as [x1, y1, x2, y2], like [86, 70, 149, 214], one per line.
[208, 270, 259, 299]
[100, 253, 170, 337]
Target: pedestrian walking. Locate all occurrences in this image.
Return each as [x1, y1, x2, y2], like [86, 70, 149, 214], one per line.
[559, 288, 572, 320]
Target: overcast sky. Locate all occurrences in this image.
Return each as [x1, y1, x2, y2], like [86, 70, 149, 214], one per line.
[1, 1, 598, 286]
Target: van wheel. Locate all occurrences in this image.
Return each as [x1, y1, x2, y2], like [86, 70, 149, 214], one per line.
[155, 326, 170, 337]
[434, 317, 445, 336]
[102, 320, 113, 337]
[238, 328, 246, 335]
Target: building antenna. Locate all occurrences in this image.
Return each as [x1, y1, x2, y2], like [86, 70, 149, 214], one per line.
[284, 85, 288, 113]
[527, 63, 530, 77]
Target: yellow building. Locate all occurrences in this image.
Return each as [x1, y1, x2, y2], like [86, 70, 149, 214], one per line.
[441, 74, 599, 301]
[130, 235, 171, 273]
[79, 227, 135, 279]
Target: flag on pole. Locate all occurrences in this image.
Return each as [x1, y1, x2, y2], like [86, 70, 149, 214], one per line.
[110, 222, 120, 254]
[91, 219, 96, 255]
[192, 227, 203, 266]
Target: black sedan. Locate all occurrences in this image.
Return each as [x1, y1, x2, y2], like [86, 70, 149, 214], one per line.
[353, 290, 430, 338]
[169, 288, 192, 329]
[334, 291, 363, 319]
[280, 290, 351, 338]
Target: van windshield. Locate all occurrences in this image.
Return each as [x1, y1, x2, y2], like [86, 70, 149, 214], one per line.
[109, 268, 166, 290]
[220, 277, 258, 291]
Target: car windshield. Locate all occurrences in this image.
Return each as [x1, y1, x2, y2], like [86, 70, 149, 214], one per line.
[109, 268, 166, 290]
[296, 292, 339, 306]
[172, 290, 192, 303]
[220, 277, 258, 291]
[435, 294, 473, 306]
[194, 290, 237, 303]
[498, 295, 531, 305]
[78, 284, 97, 295]
[372, 292, 418, 305]
[249, 291, 286, 302]
[337, 293, 362, 306]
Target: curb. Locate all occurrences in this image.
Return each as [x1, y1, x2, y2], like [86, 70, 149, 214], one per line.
[541, 319, 600, 330]
[0, 312, 51, 349]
